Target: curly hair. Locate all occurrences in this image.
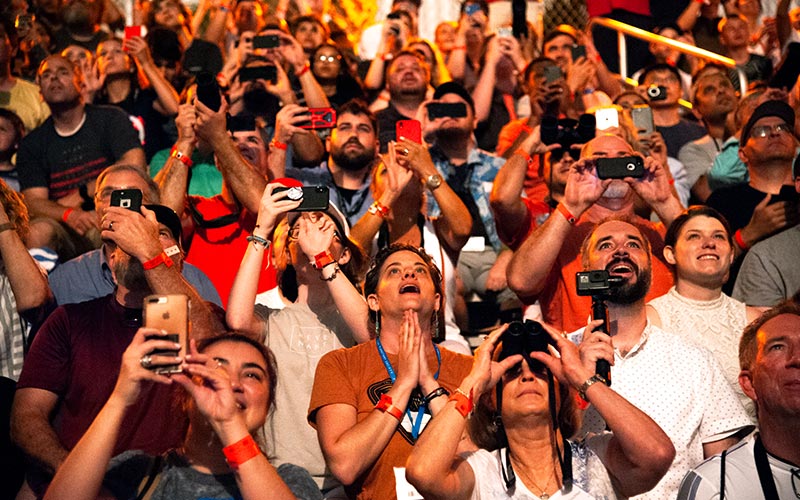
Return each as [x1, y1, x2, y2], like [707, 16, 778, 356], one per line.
[0, 179, 29, 240]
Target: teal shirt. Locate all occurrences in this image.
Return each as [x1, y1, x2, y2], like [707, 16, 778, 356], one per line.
[707, 137, 748, 191]
[149, 149, 223, 198]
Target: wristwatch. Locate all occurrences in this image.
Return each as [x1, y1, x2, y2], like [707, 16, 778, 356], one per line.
[578, 374, 607, 401]
[425, 173, 443, 191]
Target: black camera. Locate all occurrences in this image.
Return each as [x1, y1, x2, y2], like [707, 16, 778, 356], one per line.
[646, 84, 667, 101]
[541, 114, 596, 160]
[575, 270, 623, 296]
[499, 320, 555, 373]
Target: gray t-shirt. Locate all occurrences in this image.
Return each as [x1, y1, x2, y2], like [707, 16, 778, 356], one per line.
[105, 450, 322, 500]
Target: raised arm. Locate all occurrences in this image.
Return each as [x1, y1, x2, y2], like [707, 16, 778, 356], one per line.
[0, 201, 51, 311]
[154, 104, 196, 215]
[125, 36, 180, 116]
[44, 329, 177, 500]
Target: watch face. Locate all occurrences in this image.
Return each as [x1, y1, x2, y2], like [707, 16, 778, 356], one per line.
[427, 174, 442, 189]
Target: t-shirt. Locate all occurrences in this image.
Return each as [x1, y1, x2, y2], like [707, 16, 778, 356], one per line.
[97, 86, 173, 161]
[376, 103, 414, 153]
[17, 104, 142, 200]
[706, 183, 799, 233]
[677, 434, 796, 500]
[105, 450, 323, 500]
[308, 341, 473, 500]
[2, 78, 50, 132]
[656, 120, 706, 159]
[16, 295, 184, 455]
[255, 301, 356, 490]
[733, 224, 800, 307]
[185, 195, 276, 308]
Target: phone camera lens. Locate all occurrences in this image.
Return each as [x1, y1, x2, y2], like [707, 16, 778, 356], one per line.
[626, 162, 636, 171]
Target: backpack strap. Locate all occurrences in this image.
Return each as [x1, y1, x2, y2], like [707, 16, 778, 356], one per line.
[135, 454, 165, 500]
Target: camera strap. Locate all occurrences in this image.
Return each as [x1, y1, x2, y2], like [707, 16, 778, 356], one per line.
[188, 197, 241, 229]
[754, 434, 781, 500]
[375, 336, 440, 440]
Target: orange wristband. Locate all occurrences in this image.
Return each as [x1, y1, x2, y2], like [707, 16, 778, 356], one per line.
[141, 251, 174, 270]
[734, 229, 750, 250]
[514, 148, 534, 167]
[556, 203, 577, 225]
[375, 393, 403, 421]
[270, 139, 288, 151]
[61, 208, 74, 222]
[295, 64, 310, 77]
[448, 387, 473, 418]
[222, 435, 261, 470]
[170, 146, 193, 167]
[313, 250, 335, 269]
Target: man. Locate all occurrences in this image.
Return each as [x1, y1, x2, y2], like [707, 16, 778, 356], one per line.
[17, 55, 145, 237]
[273, 99, 380, 227]
[733, 153, 800, 307]
[639, 63, 706, 157]
[11, 203, 221, 496]
[0, 24, 50, 133]
[678, 302, 800, 499]
[424, 82, 518, 316]
[507, 134, 683, 332]
[48, 164, 221, 306]
[678, 71, 738, 203]
[678, 0, 726, 55]
[707, 100, 799, 256]
[574, 218, 752, 499]
[375, 50, 429, 152]
[719, 15, 773, 92]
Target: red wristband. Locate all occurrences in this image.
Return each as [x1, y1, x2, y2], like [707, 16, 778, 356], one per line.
[313, 250, 335, 269]
[368, 201, 390, 219]
[170, 146, 193, 167]
[270, 139, 288, 151]
[141, 251, 174, 270]
[734, 229, 750, 251]
[448, 387, 473, 418]
[375, 393, 403, 421]
[222, 435, 261, 470]
[295, 64, 310, 77]
[556, 203, 577, 225]
[61, 208, 74, 222]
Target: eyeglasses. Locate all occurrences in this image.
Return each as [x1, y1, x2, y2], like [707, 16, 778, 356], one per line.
[750, 123, 793, 138]
[316, 54, 341, 63]
[288, 226, 342, 241]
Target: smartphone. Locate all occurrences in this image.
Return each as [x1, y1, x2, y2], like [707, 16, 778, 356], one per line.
[195, 71, 221, 112]
[144, 294, 189, 374]
[596, 156, 645, 179]
[543, 65, 563, 84]
[124, 25, 144, 40]
[512, 0, 528, 38]
[631, 105, 654, 135]
[252, 34, 280, 49]
[239, 65, 277, 83]
[110, 189, 143, 212]
[396, 119, 421, 143]
[427, 102, 468, 120]
[299, 108, 337, 130]
[0, 91, 10, 106]
[571, 45, 586, 61]
[497, 26, 514, 38]
[595, 107, 619, 130]
[274, 186, 330, 211]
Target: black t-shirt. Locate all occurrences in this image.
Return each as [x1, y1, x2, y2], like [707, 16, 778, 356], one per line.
[376, 103, 413, 153]
[707, 183, 799, 232]
[657, 119, 707, 158]
[98, 85, 173, 162]
[17, 104, 142, 200]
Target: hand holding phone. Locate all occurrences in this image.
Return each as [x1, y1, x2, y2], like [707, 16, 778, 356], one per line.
[143, 294, 189, 374]
[110, 189, 143, 212]
[274, 186, 330, 211]
[396, 119, 422, 143]
[595, 156, 645, 179]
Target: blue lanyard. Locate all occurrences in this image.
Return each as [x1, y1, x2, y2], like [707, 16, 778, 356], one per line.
[375, 337, 441, 439]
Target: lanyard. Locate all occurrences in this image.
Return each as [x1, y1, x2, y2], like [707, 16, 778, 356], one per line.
[375, 337, 441, 439]
[754, 434, 781, 500]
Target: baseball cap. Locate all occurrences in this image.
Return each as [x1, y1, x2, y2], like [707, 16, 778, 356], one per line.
[740, 100, 795, 145]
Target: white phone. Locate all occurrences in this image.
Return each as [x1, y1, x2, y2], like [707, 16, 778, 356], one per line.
[595, 107, 620, 131]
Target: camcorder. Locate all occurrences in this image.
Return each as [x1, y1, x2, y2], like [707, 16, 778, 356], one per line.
[575, 270, 623, 296]
[541, 114, 596, 161]
[499, 320, 555, 373]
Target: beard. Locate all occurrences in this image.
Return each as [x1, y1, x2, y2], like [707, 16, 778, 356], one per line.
[330, 139, 376, 172]
[434, 124, 470, 143]
[605, 257, 652, 304]
[113, 254, 150, 292]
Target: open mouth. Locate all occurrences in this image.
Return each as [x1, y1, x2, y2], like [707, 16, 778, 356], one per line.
[400, 284, 420, 294]
[607, 259, 636, 276]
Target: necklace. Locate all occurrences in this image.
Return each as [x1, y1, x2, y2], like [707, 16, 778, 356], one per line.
[511, 456, 558, 499]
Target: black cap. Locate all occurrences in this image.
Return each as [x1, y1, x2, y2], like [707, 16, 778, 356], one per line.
[432, 81, 475, 112]
[740, 100, 795, 145]
[145, 204, 182, 245]
[183, 39, 223, 76]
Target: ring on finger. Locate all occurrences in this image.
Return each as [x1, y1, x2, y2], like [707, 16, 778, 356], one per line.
[140, 354, 153, 369]
[402, 148, 409, 155]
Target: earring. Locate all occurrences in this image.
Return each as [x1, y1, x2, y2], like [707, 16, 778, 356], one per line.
[375, 311, 381, 337]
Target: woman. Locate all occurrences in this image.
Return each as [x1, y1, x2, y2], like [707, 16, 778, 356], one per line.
[94, 37, 180, 160]
[145, 0, 193, 49]
[310, 43, 366, 109]
[43, 330, 314, 500]
[647, 206, 761, 418]
[308, 244, 474, 500]
[226, 184, 368, 494]
[349, 140, 472, 353]
[406, 322, 676, 499]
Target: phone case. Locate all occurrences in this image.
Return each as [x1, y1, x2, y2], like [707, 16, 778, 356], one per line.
[144, 294, 189, 374]
[396, 120, 422, 143]
[110, 189, 142, 212]
[299, 108, 337, 129]
[596, 157, 645, 180]
[631, 105, 654, 135]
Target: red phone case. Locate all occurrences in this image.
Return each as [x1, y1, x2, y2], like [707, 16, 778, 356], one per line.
[396, 120, 421, 143]
[124, 26, 143, 39]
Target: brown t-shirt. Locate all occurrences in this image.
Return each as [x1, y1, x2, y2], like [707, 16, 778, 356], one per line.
[308, 340, 472, 500]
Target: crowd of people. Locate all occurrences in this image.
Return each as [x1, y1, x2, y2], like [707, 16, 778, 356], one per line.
[0, 0, 799, 498]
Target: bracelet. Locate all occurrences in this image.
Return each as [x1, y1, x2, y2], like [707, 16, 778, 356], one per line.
[170, 146, 193, 167]
[313, 250, 335, 269]
[452, 45, 467, 51]
[270, 139, 288, 151]
[61, 208, 74, 222]
[423, 387, 450, 405]
[582, 87, 595, 95]
[222, 435, 261, 470]
[448, 387, 473, 418]
[0, 222, 16, 234]
[375, 393, 403, 421]
[734, 229, 750, 251]
[368, 200, 390, 219]
[380, 52, 394, 61]
[320, 264, 340, 281]
[141, 251, 174, 270]
[295, 63, 310, 77]
[246, 234, 271, 248]
[578, 374, 607, 401]
[513, 148, 534, 167]
[556, 203, 577, 225]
